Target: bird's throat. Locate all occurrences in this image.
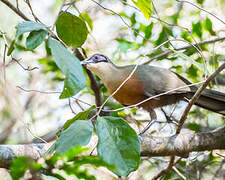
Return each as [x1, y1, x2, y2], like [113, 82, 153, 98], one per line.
[87, 62, 133, 92]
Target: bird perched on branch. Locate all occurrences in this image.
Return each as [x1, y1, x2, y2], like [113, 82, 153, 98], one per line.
[81, 54, 225, 133]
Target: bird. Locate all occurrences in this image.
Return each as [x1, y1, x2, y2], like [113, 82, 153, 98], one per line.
[81, 54, 225, 134]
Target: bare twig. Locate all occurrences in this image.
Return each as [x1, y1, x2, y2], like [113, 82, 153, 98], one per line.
[152, 156, 175, 180]
[12, 58, 39, 71]
[176, 0, 225, 25]
[25, 0, 42, 23]
[143, 36, 225, 64]
[173, 166, 186, 180]
[2, 44, 7, 84]
[0, 0, 30, 21]
[16, 86, 93, 107]
[176, 62, 225, 134]
[68, 98, 76, 114]
[212, 158, 225, 180]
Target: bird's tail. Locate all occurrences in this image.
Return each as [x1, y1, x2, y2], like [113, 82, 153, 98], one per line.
[186, 89, 225, 116]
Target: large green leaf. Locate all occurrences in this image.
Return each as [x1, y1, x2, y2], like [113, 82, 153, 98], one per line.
[15, 21, 46, 38]
[96, 116, 140, 177]
[132, 0, 152, 19]
[48, 38, 86, 98]
[55, 120, 93, 153]
[26, 29, 47, 50]
[56, 12, 88, 47]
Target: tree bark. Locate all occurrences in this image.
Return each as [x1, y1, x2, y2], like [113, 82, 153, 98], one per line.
[141, 125, 225, 157]
[0, 125, 225, 168]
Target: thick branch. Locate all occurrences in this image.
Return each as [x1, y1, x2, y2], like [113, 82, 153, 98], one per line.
[1, 126, 225, 168]
[0, 143, 52, 168]
[141, 125, 225, 157]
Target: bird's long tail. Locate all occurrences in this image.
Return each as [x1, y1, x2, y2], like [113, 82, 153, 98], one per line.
[186, 89, 225, 115]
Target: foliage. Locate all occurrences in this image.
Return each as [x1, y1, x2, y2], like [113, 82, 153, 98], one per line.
[10, 146, 113, 180]
[96, 116, 140, 176]
[48, 38, 86, 98]
[1, 0, 225, 179]
[56, 12, 88, 47]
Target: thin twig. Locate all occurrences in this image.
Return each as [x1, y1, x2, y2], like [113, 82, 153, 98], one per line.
[176, 0, 225, 25]
[152, 156, 175, 180]
[143, 36, 225, 64]
[25, 0, 42, 23]
[176, 62, 225, 134]
[173, 166, 186, 180]
[16, 86, 93, 107]
[0, 0, 30, 21]
[2, 44, 7, 84]
[68, 98, 76, 114]
[12, 58, 39, 71]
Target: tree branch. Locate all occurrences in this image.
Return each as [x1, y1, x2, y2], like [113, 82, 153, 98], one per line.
[0, 0, 30, 21]
[0, 143, 52, 168]
[1, 125, 225, 168]
[141, 125, 225, 157]
[143, 36, 225, 64]
[176, 61, 225, 134]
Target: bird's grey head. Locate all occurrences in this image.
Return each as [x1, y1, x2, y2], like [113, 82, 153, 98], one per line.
[81, 54, 110, 67]
[81, 54, 117, 79]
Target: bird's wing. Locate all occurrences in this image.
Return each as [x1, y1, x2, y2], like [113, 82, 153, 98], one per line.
[136, 65, 191, 97]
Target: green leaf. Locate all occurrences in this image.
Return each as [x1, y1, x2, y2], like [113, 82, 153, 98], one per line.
[10, 157, 29, 180]
[96, 116, 140, 176]
[65, 146, 89, 161]
[55, 120, 93, 153]
[187, 64, 198, 82]
[144, 22, 153, 39]
[26, 29, 47, 50]
[155, 26, 172, 47]
[132, 0, 152, 19]
[187, 122, 200, 132]
[204, 18, 215, 35]
[62, 105, 95, 131]
[7, 40, 15, 56]
[197, 0, 204, 4]
[48, 38, 86, 98]
[181, 31, 192, 42]
[192, 21, 202, 38]
[45, 41, 52, 56]
[116, 38, 140, 52]
[79, 13, 93, 30]
[56, 12, 88, 47]
[15, 21, 46, 39]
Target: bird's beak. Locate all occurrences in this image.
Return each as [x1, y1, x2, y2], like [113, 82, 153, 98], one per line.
[81, 58, 93, 66]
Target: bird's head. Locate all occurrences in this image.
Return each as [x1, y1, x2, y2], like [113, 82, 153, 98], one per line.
[81, 54, 109, 65]
[81, 54, 112, 72]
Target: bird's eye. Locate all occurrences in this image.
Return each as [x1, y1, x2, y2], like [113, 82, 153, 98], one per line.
[94, 55, 99, 61]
